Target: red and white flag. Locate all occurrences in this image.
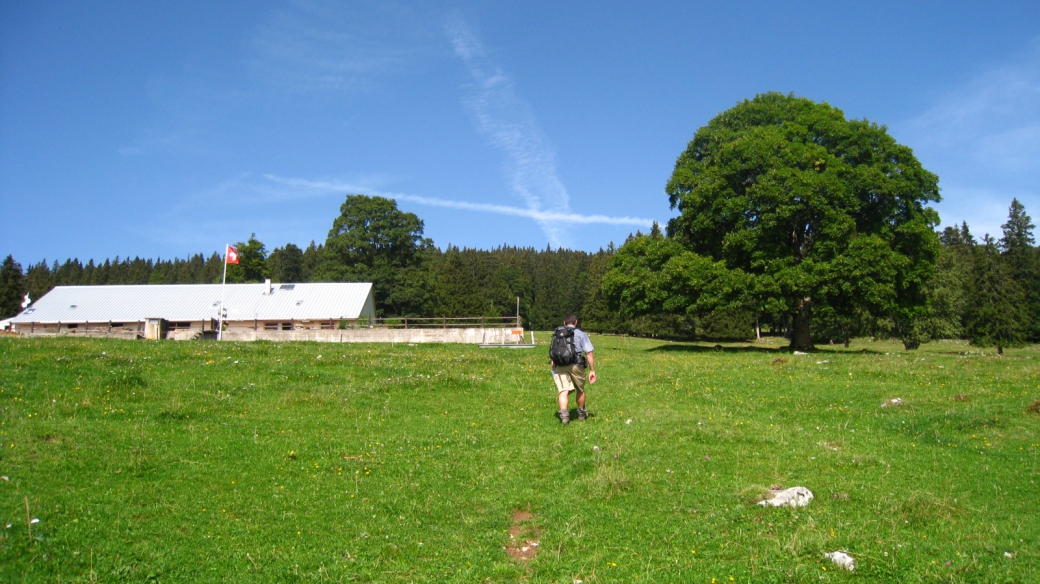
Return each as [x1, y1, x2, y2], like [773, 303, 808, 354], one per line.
[226, 245, 240, 265]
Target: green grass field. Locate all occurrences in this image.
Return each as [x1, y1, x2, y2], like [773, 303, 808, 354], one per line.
[1, 335, 1038, 582]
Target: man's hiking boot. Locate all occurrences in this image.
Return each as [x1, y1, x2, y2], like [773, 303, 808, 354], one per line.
[558, 409, 570, 425]
[577, 407, 589, 421]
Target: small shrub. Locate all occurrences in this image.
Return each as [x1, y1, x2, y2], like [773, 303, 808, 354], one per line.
[698, 308, 754, 341]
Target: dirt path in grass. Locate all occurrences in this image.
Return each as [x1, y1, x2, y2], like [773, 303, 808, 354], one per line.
[505, 509, 541, 561]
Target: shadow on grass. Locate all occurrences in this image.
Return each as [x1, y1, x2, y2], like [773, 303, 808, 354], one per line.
[648, 343, 786, 354]
[550, 409, 597, 425]
[648, 343, 899, 355]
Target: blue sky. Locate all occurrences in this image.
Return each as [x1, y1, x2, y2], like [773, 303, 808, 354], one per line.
[2, 1, 1039, 264]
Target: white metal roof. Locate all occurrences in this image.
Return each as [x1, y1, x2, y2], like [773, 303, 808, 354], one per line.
[9, 282, 375, 323]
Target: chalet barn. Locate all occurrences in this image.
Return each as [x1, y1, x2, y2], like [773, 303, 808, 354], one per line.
[8, 280, 375, 339]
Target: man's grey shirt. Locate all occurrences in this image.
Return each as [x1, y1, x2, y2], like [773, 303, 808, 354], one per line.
[567, 325, 594, 356]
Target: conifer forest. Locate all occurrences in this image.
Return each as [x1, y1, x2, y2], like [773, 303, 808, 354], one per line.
[2, 196, 1038, 348]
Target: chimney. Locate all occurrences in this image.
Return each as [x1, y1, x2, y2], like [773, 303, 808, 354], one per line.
[264, 279, 272, 295]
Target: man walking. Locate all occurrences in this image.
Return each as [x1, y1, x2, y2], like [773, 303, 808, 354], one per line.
[549, 314, 596, 425]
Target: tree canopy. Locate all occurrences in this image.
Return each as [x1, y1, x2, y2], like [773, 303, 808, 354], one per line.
[8, 194, 1035, 348]
[605, 93, 942, 350]
[267, 243, 304, 283]
[225, 234, 270, 283]
[316, 194, 434, 316]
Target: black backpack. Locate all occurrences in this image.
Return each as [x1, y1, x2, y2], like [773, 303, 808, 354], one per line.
[549, 325, 580, 365]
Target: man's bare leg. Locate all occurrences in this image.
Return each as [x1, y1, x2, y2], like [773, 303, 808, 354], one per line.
[558, 390, 570, 411]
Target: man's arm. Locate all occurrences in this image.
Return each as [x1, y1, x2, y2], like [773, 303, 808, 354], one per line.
[586, 352, 596, 384]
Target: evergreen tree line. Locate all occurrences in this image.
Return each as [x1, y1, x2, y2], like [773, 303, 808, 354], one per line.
[0, 239, 609, 331]
[2, 197, 1038, 347]
[802, 198, 1039, 352]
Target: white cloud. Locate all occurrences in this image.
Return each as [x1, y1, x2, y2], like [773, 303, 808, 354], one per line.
[446, 17, 574, 246]
[246, 1, 425, 93]
[897, 39, 1040, 237]
[263, 174, 654, 227]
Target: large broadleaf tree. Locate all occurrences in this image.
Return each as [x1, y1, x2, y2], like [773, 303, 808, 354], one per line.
[604, 93, 941, 350]
[316, 194, 434, 316]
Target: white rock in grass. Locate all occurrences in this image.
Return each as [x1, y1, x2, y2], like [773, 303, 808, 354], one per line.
[824, 551, 855, 571]
[758, 486, 814, 507]
[880, 398, 904, 408]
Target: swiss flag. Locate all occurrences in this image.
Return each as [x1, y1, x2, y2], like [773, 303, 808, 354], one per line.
[226, 245, 240, 264]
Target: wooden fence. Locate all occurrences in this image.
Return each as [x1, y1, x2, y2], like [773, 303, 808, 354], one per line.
[354, 316, 522, 329]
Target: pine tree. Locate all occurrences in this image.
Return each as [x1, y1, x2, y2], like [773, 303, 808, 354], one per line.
[225, 234, 270, 283]
[301, 241, 322, 282]
[1000, 199, 1035, 251]
[94, 259, 111, 284]
[432, 246, 490, 317]
[26, 261, 53, 301]
[202, 252, 224, 283]
[0, 255, 27, 319]
[580, 248, 622, 333]
[965, 235, 1027, 355]
[268, 243, 305, 282]
[999, 199, 1040, 341]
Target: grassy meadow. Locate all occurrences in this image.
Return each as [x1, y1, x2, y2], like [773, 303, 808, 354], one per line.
[1, 334, 1038, 582]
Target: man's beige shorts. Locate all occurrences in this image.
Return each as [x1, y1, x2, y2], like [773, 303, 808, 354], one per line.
[553, 364, 586, 395]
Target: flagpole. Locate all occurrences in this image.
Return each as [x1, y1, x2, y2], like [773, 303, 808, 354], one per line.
[218, 244, 228, 341]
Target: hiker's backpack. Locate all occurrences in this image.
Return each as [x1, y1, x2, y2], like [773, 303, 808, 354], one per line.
[549, 326, 580, 365]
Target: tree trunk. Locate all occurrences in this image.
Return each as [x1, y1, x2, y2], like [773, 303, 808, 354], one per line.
[997, 345, 1003, 356]
[790, 297, 814, 351]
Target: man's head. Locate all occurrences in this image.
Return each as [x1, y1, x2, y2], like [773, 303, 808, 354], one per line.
[564, 314, 578, 326]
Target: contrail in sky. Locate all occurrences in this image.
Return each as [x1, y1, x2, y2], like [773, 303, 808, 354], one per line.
[263, 175, 654, 227]
[446, 18, 574, 246]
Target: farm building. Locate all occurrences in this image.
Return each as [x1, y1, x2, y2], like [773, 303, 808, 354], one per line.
[8, 280, 375, 339]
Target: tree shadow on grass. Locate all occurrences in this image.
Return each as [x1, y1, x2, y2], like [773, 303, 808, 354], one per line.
[806, 346, 889, 355]
[648, 343, 786, 354]
[645, 338, 1013, 356]
[648, 343, 895, 355]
